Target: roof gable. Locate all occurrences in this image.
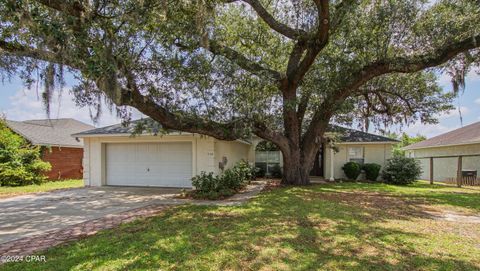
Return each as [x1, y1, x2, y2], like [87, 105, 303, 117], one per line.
[5, 118, 94, 147]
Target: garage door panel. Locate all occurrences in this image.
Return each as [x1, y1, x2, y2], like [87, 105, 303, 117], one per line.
[106, 142, 192, 187]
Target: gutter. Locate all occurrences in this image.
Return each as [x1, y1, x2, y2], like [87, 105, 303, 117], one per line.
[403, 140, 480, 151]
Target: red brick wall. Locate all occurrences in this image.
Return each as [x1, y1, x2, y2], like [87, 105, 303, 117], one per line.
[42, 147, 83, 180]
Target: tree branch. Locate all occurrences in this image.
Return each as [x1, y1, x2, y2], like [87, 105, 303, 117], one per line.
[100, 78, 248, 141]
[35, 0, 86, 18]
[288, 0, 329, 83]
[207, 39, 282, 80]
[252, 121, 290, 154]
[175, 39, 281, 80]
[0, 40, 78, 68]
[335, 34, 480, 104]
[302, 34, 480, 154]
[330, 0, 357, 35]
[226, 0, 307, 40]
[297, 90, 312, 125]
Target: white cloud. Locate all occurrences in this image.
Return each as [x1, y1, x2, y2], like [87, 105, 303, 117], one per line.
[437, 69, 480, 88]
[2, 88, 142, 127]
[475, 98, 480, 105]
[437, 73, 452, 87]
[403, 121, 459, 138]
[437, 106, 469, 120]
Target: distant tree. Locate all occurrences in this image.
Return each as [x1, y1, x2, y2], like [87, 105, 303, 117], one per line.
[387, 133, 427, 156]
[0, 120, 51, 186]
[0, 1, 478, 184]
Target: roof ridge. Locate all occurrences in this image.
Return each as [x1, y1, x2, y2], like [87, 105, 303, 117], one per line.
[404, 121, 480, 150]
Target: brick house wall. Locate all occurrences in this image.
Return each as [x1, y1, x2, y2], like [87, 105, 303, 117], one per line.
[42, 147, 84, 179]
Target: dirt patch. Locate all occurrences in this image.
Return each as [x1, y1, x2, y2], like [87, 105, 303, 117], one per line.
[426, 211, 480, 223]
[311, 190, 443, 221]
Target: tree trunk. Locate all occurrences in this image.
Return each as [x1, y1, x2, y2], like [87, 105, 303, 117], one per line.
[281, 148, 314, 185]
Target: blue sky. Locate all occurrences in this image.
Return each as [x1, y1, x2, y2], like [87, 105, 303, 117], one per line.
[0, 71, 479, 138]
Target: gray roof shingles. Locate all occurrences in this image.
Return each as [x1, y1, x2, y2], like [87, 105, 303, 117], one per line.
[404, 121, 480, 150]
[73, 119, 164, 136]
[75, 119, 397, 143]
[328, 125, 398, 143]
[6, 118, 94, 148]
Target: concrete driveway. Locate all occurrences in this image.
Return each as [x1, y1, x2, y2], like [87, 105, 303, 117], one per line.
[0, 187, 186, 244]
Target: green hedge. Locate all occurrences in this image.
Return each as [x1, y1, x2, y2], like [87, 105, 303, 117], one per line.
[0, 120, 51, 186]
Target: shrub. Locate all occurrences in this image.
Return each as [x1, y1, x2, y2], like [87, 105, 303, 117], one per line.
[342, 162, 361, 180]
[382, 156, 422, 185]
[362, 163, 381, 181]
[222, 168, 245, 191]
[191, 171, 219, 192]
[191, 161, 254, 199]
[254, 166, 265, 178]
[270, 164, 282, 178]
[0, 121, 51, 186]
[233, 160, 256, 181]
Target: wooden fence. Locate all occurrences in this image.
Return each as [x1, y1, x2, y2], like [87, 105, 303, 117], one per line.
[445, 176, 480, 186]
[417, 154, 480, 187]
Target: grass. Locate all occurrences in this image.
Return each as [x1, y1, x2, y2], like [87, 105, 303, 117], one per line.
[0, 179, 84, 199]
[4, 181, 480, 270]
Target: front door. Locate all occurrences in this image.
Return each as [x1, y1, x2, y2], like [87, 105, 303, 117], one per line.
[310, 145, 324, 176]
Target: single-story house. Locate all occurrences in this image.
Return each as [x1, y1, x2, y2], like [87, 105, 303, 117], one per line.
[252, 125, 398, 181]
[5, 118, 94, 179]
[74, 120, 397, 187]
[404, 121, 480, 182]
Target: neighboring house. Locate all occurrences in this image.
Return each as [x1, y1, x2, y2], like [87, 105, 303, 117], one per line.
[75, 119, 397, 187]
[5, 119, 94, 180]
[404, 121, 480, 182]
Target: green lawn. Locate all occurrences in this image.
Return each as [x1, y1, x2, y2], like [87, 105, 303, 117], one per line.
[4, 181, 480, 271]
[0, 179, 84, 199]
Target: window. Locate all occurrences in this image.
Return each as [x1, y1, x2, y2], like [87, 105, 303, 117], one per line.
[255, 150, 281, 176]
[348, 147, 364, 164]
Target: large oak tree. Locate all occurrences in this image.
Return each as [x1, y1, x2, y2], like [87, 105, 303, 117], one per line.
[0, 0, 479, 184]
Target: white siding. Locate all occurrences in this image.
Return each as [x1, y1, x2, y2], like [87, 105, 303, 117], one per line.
[214, 140, 251, 174]
[408, 144, 480, 182]
[82, 138, 90, 186]
[81, 134, 248, 187]
[324, 143, 394, 180]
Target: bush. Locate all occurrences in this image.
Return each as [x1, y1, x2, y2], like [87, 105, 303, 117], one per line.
[342, 162, 361, 180]
[222, 168, 245, 191]
[254, 166, 265, 178]
[382, 156, 422, 185]
[191, 172, 219, 192]
[0, 121, 51, 186]
[270, 164, 282, 178]
[362, 163, 381, 181]
[234, 160, 256, 181]
[191, 161, 255, 199]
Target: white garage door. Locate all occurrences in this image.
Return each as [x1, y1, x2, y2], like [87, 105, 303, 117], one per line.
[106, 142, 192, 187]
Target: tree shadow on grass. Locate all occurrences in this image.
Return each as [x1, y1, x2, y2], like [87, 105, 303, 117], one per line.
[313, 182, 480, 213]
[4, 186, 480, 271]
